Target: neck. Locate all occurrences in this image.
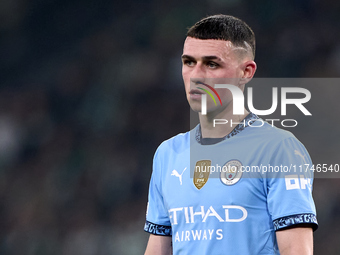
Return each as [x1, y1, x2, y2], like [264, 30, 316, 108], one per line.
[199, 107, 249, 138]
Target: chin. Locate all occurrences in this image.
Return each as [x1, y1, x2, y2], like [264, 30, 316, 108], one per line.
[189, 106, 201, 113]
[188, 102, 201, 112]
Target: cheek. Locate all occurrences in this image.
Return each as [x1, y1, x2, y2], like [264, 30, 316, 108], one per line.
[215, 88, 233, 103]
[182, 70, 191, 88]
[217, 69, 237, 78]
[182, 66, 191, 78]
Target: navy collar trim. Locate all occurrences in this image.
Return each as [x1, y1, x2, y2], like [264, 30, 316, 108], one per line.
[195, 112, 259, 145]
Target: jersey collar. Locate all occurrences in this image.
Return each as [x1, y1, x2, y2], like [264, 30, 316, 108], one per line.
[195, 112, 259, 145]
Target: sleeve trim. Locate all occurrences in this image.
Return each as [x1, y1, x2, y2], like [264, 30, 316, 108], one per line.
[144, 220, 172, 236]
[273, 213, 318, 231]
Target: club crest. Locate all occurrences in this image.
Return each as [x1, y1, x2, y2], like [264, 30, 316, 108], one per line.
[193, 160, 211, 190]
[220, 160, 243, 185]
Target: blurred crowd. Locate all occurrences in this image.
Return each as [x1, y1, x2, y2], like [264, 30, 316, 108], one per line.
[0, 0, 340, 254]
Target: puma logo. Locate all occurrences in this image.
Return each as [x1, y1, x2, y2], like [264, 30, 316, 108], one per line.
[171, 167, 187, 185]
[294, 150, 306, 164]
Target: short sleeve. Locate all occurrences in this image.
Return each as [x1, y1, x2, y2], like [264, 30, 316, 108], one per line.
[144, 147, 172, 236]
[265, 137, 318, 231]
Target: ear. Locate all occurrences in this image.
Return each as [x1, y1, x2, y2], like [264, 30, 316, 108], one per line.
[239, 60, 257, 86]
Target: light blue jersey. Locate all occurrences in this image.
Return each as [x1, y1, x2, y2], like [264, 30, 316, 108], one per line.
[144, 113, 317, 255]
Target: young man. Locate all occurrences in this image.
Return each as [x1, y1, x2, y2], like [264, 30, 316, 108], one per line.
[144, 15, 317, 255]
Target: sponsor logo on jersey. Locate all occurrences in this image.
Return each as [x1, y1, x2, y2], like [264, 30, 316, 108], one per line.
[220, 159, 243, 185]
[193, 160, 211, 189]
[168, 205, 248, 225]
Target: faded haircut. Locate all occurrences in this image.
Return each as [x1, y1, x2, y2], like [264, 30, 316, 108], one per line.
[187, 14, 255, 59]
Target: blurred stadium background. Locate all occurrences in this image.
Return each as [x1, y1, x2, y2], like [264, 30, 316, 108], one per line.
[0, 0, 340, 254]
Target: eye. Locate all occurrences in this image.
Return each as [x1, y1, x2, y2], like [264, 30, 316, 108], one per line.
[183, 59, 196, 67]
[207, 61, 219, 69]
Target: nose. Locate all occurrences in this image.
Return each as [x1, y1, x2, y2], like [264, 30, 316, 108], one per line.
[190, 64, 206, 85]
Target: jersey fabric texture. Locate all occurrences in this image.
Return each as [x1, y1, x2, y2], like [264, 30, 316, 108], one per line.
[144, 113, 318, 255]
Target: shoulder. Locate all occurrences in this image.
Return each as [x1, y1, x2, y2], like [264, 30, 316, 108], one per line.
[247, 118, 301, 146]
[155, 130, 190, 157]
[249, 120, 313, 170]
[242, 119, 310, 161]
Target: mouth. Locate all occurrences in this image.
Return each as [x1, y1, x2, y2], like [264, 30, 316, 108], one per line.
[189, 89, 204, 95]
[189, 88, 204, 101]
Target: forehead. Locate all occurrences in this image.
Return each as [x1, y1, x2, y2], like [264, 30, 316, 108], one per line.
[183, 37, 235, 60]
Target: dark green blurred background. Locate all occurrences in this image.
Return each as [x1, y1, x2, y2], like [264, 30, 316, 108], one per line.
[0, 0, 339, 254]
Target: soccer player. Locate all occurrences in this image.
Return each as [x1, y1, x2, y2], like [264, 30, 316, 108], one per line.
[144, 15, 317, 255]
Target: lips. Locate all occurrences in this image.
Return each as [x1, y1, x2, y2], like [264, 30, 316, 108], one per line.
[189, 88, 204, 101]
[189, 89, 204, 95]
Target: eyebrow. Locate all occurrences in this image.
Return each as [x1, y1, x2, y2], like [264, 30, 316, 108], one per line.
[181, 55, 222, 62]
